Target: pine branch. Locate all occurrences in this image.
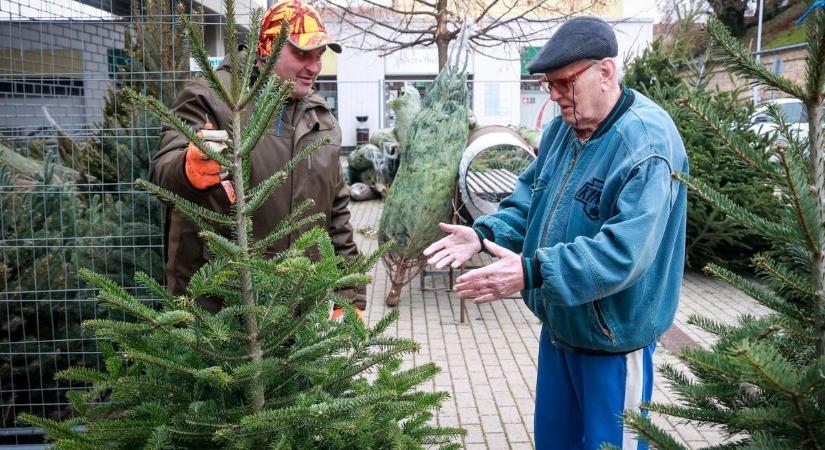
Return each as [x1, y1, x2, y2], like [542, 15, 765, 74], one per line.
[610, 410, 688, 450]
[241, 21, 290, 109]
[134, 271, 177, 310]
[732, 406, 803, 430]
[348, 239, 395, 274]
[753, 254, 816, 299]
[333, 273, 371, 290]
[802, 356, 825, 390]
[122, 88, 229, 166]
[736, 347, 824, 449]
[240, 392, 391, 433]
[54, 367, 108, 384]
[82, 319, 151, 337]
[65, 390, 92, 416]
[247, 139, 329, 212]
[644, 401, 732, 425]
[328, 341, 421, 389]
[187, 256, 232, 299]
[685, 314, 734, 337]
[683, 96, 782, 181]
[705, 263, 813, 325]
[231, 357, 284, 384]
[200, 230, 242, 258]
[113, 375, 190, 402]
[238, 8, 263, 101]
[734, 340, 800, 397]
[145, 426, 174, 450]
[80, 269, 158, 322]
[155, 310, 195, 327]
[16, 415, 90, 445]
[180, 15, 233, 107]
[224, 0, 240, 101]
[124, 350, 233, 387]
[243, 170, 287, 215]
[385, 362, 441, 392]
[776, 142, 819, 252]
[239, 78, 294, 158]
[252, 202, 324, 253]
[676, 173, 799, 245]
[804, 8, 825, 100]
[370, 307, 401, 336]
[706, 17, 805, 100]
[286, 334, 351, 364]
[136, 179, 234, 226]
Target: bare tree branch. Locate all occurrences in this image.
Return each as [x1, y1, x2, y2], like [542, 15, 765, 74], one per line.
[315, 0, 607, 69]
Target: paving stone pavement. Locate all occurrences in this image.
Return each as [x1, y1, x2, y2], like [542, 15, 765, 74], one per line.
[348, 199, 769, 449]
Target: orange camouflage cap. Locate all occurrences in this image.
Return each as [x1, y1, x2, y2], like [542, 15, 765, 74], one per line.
[258, 0, 342, 57]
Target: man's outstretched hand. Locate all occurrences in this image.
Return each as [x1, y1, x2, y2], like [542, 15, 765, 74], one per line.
[423, 223, 482, 269]
[453, 239, 525, 304]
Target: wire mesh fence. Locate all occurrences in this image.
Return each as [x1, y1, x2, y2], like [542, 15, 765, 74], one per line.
[0, 1, 264, 445]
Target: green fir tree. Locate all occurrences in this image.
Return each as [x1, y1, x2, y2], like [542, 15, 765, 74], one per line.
[613, 4, 825, 449]
[18, 1, 462, 448]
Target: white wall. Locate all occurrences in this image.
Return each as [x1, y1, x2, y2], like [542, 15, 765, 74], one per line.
[471, 49, 521, 127]
[336, 41, 384, 147]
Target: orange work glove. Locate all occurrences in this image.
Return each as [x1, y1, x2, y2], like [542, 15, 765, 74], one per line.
[330, 305, 364, 321]
[184, 124, 230, 190]
[185, 142, 221, 189]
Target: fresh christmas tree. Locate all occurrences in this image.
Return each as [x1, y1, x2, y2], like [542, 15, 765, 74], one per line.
[18, 2, 462, 448]
[615, 4, 825, 449]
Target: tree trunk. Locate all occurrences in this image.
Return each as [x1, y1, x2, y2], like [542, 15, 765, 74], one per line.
[435, 0, 449, 70]
[808, 97, 825, 356]
[232, 110, 265, 412]
[436, 38, 449, 71]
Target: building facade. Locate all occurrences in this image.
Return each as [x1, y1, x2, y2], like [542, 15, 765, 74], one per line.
[321, 0, 656, 148]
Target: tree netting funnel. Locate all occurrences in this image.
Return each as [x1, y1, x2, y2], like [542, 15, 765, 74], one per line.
[458, 125, 536, 220]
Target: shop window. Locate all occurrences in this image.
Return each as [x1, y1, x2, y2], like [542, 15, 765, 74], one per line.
[0, 77, 84, 96]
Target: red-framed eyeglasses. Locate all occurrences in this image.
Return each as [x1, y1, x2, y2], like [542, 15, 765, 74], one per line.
[538, 61, 598, 94]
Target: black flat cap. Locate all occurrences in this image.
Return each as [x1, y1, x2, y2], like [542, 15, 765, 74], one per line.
[527, 16, 618, 74]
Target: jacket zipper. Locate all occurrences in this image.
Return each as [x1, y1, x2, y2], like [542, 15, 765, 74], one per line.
[591, 301, 616, 343]
[540, 140, 583, 248]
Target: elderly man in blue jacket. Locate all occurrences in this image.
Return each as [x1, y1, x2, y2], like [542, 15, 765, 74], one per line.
[424, 16, 688, 450]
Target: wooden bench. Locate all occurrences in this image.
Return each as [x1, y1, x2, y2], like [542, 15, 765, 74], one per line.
[465, 168, 518, 203]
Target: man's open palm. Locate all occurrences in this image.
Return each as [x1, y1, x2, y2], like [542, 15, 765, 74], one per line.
[423, 223, 481, 269]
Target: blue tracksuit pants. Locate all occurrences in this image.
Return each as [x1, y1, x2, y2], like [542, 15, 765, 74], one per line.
[534, 325, 655, 450]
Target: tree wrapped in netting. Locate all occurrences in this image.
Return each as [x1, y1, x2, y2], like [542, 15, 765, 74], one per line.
[378, 61, 469, 306]
[612, 5, 825, 449]
[18, 2, 463, 448]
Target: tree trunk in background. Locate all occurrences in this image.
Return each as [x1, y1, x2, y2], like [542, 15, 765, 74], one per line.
[710, 0, 748, 37]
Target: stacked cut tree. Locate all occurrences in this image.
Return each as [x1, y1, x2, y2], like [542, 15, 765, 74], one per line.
[347, 86, 420, 201]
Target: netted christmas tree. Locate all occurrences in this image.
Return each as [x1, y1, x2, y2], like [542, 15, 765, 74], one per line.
[18, 2, 463, 448]
[378, 55, 469, 306]
[614, 4, 825, 449]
